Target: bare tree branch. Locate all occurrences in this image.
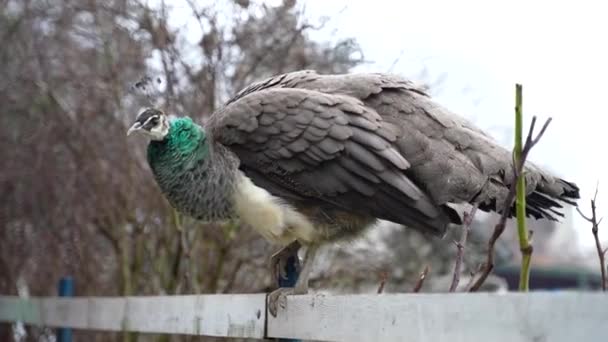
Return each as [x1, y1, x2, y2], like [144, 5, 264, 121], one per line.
[576, 184, 606, 291]
[468, 116, 551, 292]
[412, 265, 430, 293]
[377, 270, 388, 294]
[449, 204, 478, 292]
[0, 0, 364, 303]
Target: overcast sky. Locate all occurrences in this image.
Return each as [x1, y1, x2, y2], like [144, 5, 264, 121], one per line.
[300, 0, 608, 250]
[169, 0, 607, 251]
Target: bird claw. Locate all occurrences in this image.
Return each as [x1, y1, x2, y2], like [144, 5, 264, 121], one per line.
[268, 287, 294, 317]
[268, 241, 309, 317]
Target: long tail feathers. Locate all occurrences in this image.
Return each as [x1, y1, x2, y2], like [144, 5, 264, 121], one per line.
[480, 178, 581, 221]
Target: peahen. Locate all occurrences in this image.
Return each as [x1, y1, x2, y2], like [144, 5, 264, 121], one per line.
[127, 70, 579, 314]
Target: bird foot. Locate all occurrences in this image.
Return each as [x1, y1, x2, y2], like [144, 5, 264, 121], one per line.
[270, 241, 301, 281]
[268, 287, 295, 317]
[268, 283, 310, 317]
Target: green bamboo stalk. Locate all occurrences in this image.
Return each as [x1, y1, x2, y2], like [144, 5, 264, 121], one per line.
[515, 84, 532, 291]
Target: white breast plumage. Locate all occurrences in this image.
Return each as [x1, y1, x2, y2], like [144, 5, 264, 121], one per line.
[231, 172, 318, 245]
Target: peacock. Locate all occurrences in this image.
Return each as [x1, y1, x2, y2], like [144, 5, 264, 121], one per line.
[127, 70, 579, 315]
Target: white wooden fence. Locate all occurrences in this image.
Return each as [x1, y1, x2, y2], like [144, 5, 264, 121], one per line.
[1, 292, 607, 341]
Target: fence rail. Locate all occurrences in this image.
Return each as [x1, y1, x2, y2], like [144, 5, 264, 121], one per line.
[1, 292, 607, 341]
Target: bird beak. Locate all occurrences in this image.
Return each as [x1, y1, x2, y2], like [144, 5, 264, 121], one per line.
[127, 122, 142, 136]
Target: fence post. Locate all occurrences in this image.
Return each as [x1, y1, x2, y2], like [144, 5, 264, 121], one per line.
[277, 254, 301, 342]
[57, 276, 74, 342]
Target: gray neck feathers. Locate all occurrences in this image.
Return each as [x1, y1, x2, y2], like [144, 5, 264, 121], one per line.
[150, 141, 241, 221]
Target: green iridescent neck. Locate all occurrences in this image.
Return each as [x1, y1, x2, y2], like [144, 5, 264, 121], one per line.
[147, 117, 209, 168]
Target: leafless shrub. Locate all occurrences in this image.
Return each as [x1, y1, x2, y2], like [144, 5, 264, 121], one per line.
[0, 1, 362, 340]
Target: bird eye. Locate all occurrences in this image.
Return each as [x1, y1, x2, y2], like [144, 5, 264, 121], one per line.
[150, 117, 159, 125]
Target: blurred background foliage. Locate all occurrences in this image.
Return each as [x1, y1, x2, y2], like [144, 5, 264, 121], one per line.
[0, 0, 364, 340]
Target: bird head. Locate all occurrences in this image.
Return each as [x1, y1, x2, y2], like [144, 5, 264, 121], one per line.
[127, 108, 170, 141]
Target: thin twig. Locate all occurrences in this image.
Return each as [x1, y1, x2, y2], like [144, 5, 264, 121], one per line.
[412, 265, 430, 293]
[449, 204, 478, 292]
[468, 115, 551, 292]
[464, 264, 484, 291]
[171, 209, 191, 293]
[576, 184, 606, 291]
[180, 224, 191, 292]
[222, 259, 244, 294]
[377, 271, 388, 294]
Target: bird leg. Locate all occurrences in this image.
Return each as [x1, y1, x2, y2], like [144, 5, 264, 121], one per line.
[270, 240, 301, 282]
[268, 244, 318, 317]
[293, 244, 317, 294]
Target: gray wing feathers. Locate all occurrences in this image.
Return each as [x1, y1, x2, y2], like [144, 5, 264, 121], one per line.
[288, 70, 578, 218]
[212, 70, 578, 228]
[351, 74, 579, 219]
[211, 87, 451, 234]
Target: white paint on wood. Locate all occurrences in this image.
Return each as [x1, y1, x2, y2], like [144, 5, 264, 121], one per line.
[0, 294, 266, 339]
[266, 292, 608, 342]
[0, 297, 41, 324]
[2, 292, 607, 341]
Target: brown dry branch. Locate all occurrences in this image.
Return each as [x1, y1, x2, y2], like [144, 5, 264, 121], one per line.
[468, 116, 552, 292]
[449, 204, 478, 292]
[174, 211, 192, 293]
[464, 264, 484, 291]
[222, 259, 244, 294]
[377, 270, 389, 294]
[412, 265, 430, 293]
[576, 186, 606, 291]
